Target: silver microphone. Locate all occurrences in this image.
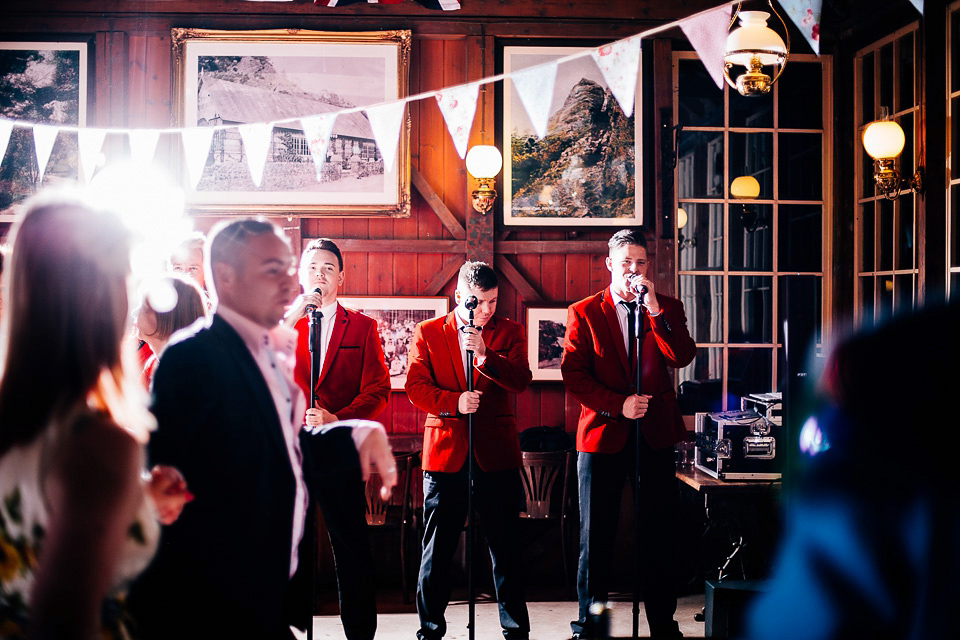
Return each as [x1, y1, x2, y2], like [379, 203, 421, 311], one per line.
[627, 274, 648, 299]
[305, 287, 322, 313]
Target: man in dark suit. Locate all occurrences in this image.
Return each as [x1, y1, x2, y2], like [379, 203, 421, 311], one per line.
[562, 229, 696, 639]
[128, 219, 396, 640]
[283, 238, 391, 640]
[405, 262, 532, 640]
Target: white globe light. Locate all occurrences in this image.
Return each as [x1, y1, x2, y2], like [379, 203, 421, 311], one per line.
[862, 120, 906, 160]
[465, 145, 503, 179]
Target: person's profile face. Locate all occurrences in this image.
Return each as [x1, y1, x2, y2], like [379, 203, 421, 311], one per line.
[455, 284, 498, 328]
[230, 233, 298, 328]
[172, 246, 205, 290]
[605, 243, 648, 299]
[134, 302, 158, 339]
[298, 248, 343, 301]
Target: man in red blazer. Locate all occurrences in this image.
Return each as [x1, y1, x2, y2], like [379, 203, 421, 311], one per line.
[284, 238, 391, 640]
[562, 229, 696, 639]
[405, 261, 532, 640]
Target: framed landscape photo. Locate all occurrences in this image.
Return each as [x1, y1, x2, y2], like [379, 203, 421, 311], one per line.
[339, 296, 449, 390]
[172, 28, 412, 217]
[502, 45, 641, 226]
[525, 305, 569, 382]
[0, 41, 88, 213]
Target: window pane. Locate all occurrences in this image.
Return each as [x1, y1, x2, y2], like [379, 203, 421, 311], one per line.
[896, 32, 915, 112]
[729, 132, 773, 198]
[861, 52, 875, 124]
[862, 146, 877, 198]
[678, 347, 724, 413]
[728, 275, 773, 343]
[954, 10, 960, 90]
[859, 276, 875, 323]
[678, 59, 724, 127]
[779, 62, 823, 129]
[897, 196, 914, 270]
[777, 275, 822, 345]
[861, 201, 875, 272]
[895, 273, 914, 313]
[728, 347, 773, 400]
[900, 111, 915, 175]
[952, 185, 960, 268]
[730, 90, 773, 128]
[879, 198, 894, 271]
[879, 275, 894, 316]
[953, 97, 960, 181]
[951, 272, 960, 300]
[729, 204, 773, 271]
[779, 205, 822, 272]
[678, 202, 724, 270]
[677, 131, 725, 199]
[879, 43, 894, 111]
[679, 274, 724, 344]
[778, 133, 822, 200]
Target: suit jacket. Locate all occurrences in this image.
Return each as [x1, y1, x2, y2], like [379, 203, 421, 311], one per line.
[293, 303, 390, 421]
[561, 289, 696, 454]
[405, 312, 531, 473]
[128, 313, 355, 639]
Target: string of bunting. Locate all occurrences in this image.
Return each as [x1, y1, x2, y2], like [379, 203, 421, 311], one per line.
[0, 0, 924, 190]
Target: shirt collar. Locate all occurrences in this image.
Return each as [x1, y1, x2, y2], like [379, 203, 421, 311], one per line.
[319, 300, 339, 320]
[217, 304, 298, 359]
[609, 285, 631, 308]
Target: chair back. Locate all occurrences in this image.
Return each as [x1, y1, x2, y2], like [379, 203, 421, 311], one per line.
[365, 450, 419, 526]
[519, 450, 572, 519]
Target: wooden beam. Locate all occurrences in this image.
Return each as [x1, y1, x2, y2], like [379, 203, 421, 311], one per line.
[412, 168, 465, 240]
[335, 239, 463, 253]
[495, 241, 608, 255]
[495, 255, 542, 303]
[423, 255, 464, 296]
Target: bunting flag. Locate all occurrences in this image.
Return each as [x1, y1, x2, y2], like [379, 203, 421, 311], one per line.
[319, 0, 460, 9]
[590, 37, 642, 118]
[300, 114, 337, 179]
[237, 122, 274, 188]
[77, 128, 107, 184]
[128, 129, 161, 165]
[365, 101, 406, 173]
[0, 121, 12, 166]
[908, 0, 923, 14]
[181, 127, 215, 188]
[780, 0, 823, 55]
[511, 62, 558, 139]
[435, 82, 480, 159]
[32, 124, 59, 185]
[680, 4, 734, 89]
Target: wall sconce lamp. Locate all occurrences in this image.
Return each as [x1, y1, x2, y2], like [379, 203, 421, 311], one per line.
[466, 144, 502, 214]
[724, 1, 790, 97]
[730, 175, 764, 232]
[677, 207, 696, 248]
[862, 118, 924, 200]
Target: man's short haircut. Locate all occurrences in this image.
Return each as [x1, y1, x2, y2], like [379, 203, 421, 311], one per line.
[457, 261, 498, 292]
[303, 238, 343, 271]
[206, 218, 286, 292]
[608, 228, 648, 254]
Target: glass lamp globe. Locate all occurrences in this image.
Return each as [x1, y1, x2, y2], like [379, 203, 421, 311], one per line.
[862, 120, 906, 160]
[730, 175, 761, 199]
[465, 145, 503, 179]
[725, 11, 787, 67]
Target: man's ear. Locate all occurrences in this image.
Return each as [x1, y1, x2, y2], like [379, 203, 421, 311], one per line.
[454, 289, 462, 305]
[213, 261, 236, 295]
[605, 256, 613, 273]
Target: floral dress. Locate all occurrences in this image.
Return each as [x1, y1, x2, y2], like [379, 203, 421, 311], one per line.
[0, 424, 159, 639]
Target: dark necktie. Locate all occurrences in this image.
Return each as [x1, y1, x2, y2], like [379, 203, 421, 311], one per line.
[621, 300, 637, 371]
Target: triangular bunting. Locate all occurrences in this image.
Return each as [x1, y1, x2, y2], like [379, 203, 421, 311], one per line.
[77, 128, 107, 184]
[0, 120, 12, 168]
[908, 0, 923, 14]
[590, 37, 642, 118]
[680, 4, 734, 89]
[33, 124, 59, 185]
[511, 62, 558, 139]
[237, 122, 274, 188]
[780, 0, 823, 56]
[300, 114, 337, 179]
[435, 82, 480, 159]
[365, 102, 406, 174]
[181, 127, 216, 189]
[128, 129, 160, 164]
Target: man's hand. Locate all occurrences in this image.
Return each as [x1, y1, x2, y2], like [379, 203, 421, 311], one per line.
[357, 428, 397, 500]
[458, 390, 483, 414]
[282, 290, 324, 328]
[632, 274, 660, 315]
[305, 407, 338, 427]
[622, 394, 652, 420]
[460, 326, 486, 357]
[146, 465, 194, 525]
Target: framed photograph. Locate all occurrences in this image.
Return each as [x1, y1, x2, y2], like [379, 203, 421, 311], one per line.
[525, 305, 569, 382]
[339, 296, 449, 390]
[0, 41, 88, 213]
[502, 45, 641, 226]
[172, 28, 412, 217]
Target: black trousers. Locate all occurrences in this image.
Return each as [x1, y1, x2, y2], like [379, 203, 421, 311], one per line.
[416, 463, 530, 640]
[572, 432, 680, 637]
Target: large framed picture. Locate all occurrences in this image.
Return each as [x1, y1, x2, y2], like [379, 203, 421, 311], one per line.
[172, 28, 411, 217]
[525, 305, 569, 382]
[339, 296, 449, 390]
[0, 41, 88, 213]
[502, 45, 641, 226]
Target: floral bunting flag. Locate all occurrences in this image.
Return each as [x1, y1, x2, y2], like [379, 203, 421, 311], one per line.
[128, 129, 161, 165]
[511, 62, 558, 139]
[679, 4, 734, 89]
[780, 0, 823, 55]
[0, 121, 12, 169]
[77, 128, 107, 184]
[181, 127, 215, 189]
[300, 114, 337, 179]
[908, 0, 923, 14]
[33, 124, 59, 185]
[589, 37, 641, 118]
[435, 82, 480, 159]
[365, 101, 406, 173]
[237, 122, 274, 188]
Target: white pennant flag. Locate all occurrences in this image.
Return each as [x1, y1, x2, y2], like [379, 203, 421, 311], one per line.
[680, 4, 734, 89]
[435, 82, 480, 159]
[511, 62, 558, 139]
[33, 124, 59, 185]
[300, 114, 337, 180]
[908, 0, 923, 14]
[0, 120, 12, 168]
[779, 0, 823, 56]
[181, 127, 215, 188]
[128, 129, 160, 164]
[237, 122, 274, 188]
[77, 128, 106, 183]
[590, 37, 642, 118]
[365, 102, 406, 173]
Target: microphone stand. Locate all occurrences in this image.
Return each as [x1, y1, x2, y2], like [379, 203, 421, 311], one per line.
[306, 303, 321, 640]
[632, 286, 647, 640]
[464, 297, 478, 640]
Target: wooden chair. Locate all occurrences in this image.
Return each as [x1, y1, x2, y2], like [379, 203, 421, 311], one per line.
[518, 449, 576, 592]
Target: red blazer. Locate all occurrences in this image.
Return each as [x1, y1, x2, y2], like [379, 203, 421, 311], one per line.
[405, 312, 532, 473]
[561, 288, 696, 453]
[294, 303, 390, 421]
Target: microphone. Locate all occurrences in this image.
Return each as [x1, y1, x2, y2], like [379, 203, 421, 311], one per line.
[464, 295, 479, 327]
[627, 275, 648, 300]
[305, 287, 322, 313]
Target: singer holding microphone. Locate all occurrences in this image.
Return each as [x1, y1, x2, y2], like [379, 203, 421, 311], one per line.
[562, 229, 696, 639]
[284, 238, 391, 640]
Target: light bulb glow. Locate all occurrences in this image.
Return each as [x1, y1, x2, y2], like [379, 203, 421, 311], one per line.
[465, 145, 503, 179]
[862, 120, 906, 160]
[730, 175, 761, 200]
